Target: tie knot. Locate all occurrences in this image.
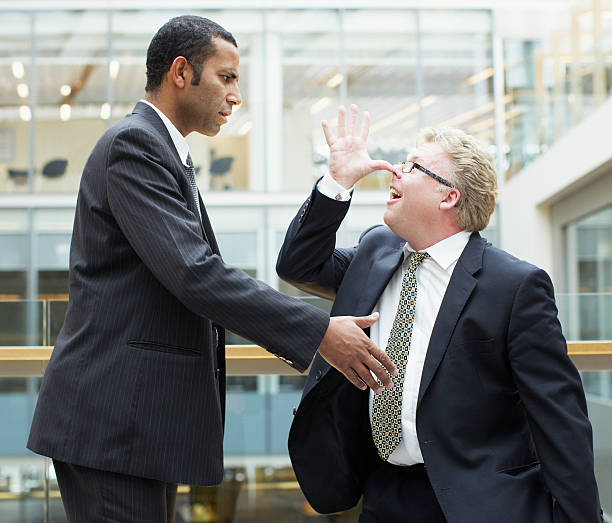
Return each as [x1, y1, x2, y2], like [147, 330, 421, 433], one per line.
[409, 251, 429, 269]
[186, 154, 193, 168]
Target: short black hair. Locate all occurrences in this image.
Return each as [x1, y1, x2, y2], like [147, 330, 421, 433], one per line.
[145, 15, 237, 92]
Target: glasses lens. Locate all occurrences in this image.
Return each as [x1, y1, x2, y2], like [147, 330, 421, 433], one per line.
[402, 161, 414, 174]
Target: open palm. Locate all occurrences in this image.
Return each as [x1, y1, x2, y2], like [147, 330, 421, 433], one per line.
[322, 104, 392, 188]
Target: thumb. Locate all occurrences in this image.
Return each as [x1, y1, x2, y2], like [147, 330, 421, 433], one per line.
[353, 312, 379, 329]
[369, 159, 393, 173]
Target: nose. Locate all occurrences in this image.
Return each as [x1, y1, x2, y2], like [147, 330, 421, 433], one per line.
[228, 85, 242, 107]
[391, 163, 403, 179]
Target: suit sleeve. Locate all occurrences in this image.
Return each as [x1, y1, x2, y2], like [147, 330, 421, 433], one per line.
[105, 125, 329, 372]
[507, 268, 602, 523]
[276, 183, 357, 298]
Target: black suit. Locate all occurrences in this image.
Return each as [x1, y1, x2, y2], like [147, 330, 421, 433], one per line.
[27, 102, 329, 487]
[277, 186, 602, 523]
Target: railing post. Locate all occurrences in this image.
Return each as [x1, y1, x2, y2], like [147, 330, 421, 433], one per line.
[44, 456, 50, 523]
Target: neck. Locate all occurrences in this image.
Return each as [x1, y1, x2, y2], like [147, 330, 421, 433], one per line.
[143, 92, 188, 136]
[401, 224, 463, 252]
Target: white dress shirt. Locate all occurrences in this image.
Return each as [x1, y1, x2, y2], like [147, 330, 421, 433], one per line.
[317, 173, 471, 465]
[139, 99, 191, 167]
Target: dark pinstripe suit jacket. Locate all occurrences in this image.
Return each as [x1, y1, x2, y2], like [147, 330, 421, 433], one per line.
[27, 102, 329, 486]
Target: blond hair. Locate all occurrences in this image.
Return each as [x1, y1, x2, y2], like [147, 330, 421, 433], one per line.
[417, 127, 498, 232]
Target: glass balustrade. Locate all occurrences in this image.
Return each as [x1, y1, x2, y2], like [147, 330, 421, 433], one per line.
[0, 296, 610, 521]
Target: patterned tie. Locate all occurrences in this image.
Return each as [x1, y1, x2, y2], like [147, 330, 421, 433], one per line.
[185, 153, 201, 219]
[371, 251, 430, 461]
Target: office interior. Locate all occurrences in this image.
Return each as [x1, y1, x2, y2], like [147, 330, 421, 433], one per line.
[0, 0, 611, 521]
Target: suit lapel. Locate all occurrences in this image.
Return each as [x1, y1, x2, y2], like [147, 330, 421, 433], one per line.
[132, 102, 218, 253]
[198, 195, 221, 256]
[354, 238, 405, 316]
[417, 233, 484, 406]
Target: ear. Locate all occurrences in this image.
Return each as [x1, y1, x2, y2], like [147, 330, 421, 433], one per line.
[439, 188, 461, 211]
[167, 56, 191, 89]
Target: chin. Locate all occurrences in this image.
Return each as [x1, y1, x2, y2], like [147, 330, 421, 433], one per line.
[383, 212, 408, 240]
[383, 210, 394, 229]
[201, 127, 220, 137]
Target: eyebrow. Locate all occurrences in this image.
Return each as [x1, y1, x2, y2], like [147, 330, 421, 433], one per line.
[222, 70, 238, 79]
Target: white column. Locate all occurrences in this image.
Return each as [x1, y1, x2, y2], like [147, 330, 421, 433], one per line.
[248, 27, 283, 192]
[263, 30, 283, 192]
[248, 34, 265, 192]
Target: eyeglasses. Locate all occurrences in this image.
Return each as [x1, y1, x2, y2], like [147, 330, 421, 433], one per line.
[401, 161, 454, 188]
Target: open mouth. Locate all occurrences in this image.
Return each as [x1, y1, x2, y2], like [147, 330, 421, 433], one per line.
[390, 188, 402, 200]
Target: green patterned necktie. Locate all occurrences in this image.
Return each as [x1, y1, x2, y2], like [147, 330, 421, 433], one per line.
[371, 251, 429, 461]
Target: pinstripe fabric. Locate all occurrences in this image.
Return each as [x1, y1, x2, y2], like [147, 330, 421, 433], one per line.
[27, 102, 330, 487]
[53, 459, 177, 523]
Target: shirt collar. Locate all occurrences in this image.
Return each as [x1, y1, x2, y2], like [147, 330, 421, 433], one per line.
[140, 99, 190, 166]
[403, 230, 471, 272]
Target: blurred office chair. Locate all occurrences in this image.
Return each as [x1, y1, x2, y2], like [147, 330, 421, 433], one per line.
[42, 158, 68, 178]
[209, 150, 234, 190]
[8, 168, 28, 182]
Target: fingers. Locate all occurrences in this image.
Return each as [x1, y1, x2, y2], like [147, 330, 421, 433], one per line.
[368, 345, 398, 378]
[337, 105, 346, 138]
[369, 159, 394, 173]
[352, 362, 383, 394]
[353, 312, 379, 329]
[359, 110, 371, 139]
[321, 120, 334, 147]
[364, 355, 394, 391]
[348, 104, 359, 136]
[344, 368, 367, 391]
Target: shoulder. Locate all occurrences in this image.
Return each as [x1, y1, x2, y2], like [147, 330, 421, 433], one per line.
[359, 224, 402, 245]
[482, 241, 543, 277]
[478, 240, 553, 294]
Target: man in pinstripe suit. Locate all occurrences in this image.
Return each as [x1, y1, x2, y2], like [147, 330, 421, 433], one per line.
[27, 16, 396, 522]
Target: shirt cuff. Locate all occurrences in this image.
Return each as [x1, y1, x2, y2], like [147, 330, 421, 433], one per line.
[317, 173, 353, 202]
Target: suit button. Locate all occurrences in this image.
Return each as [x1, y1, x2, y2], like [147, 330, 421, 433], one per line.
[293, 408, 297, 416]
[315, 370, 322, 381]
[216, 368, 220, 379]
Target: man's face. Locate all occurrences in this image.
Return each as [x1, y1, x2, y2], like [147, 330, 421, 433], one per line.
[181, 37, 241, 136]
[383, 141, 454, 241]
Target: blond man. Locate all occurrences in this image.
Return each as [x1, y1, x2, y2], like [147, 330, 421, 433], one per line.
[277, 105, 601, 523]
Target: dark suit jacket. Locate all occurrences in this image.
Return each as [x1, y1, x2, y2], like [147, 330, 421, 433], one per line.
[27, 102, 329, 486]
[277, 186, 602, 523]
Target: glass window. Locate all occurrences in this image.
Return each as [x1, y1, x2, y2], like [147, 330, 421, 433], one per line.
[274, 10, 341, 193]
[344, 10, 419, 190]
[421, 10, 494, 144]
[504, 39, 545, 178]
[0, 209, 29, 299]
[34, 11, 109, 193]
[563, 205, 612, 341]
[0, 13, 32, 194]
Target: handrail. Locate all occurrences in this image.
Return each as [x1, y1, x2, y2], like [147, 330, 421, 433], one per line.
[1, 342, 611, 377]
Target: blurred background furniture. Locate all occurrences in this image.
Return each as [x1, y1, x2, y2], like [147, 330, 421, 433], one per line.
[209, 150, 234, 191]
[41, 159, 68, 178]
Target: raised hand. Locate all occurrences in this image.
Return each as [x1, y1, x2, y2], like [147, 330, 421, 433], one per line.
[322, 104, 393, 189]
[317, 313, 398, 393]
